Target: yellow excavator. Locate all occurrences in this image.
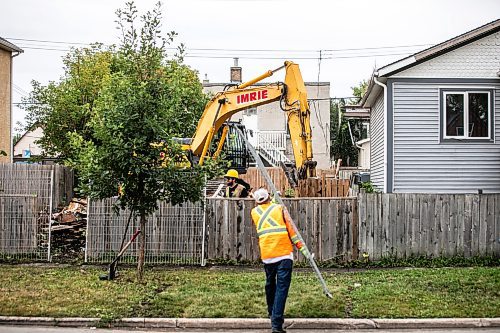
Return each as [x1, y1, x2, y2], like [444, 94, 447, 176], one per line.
[182, 61, 317, 185]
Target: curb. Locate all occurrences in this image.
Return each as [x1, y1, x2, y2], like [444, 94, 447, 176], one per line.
[0, 316, 499, 330]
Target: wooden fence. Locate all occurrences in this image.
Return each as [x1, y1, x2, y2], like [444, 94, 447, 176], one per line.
[205, 197, 358, 262]
[205, 193, 499, 263]
[0, 195, 41, 256]
[0, 163, 74, 259]
[239, 167, 351, 197]
[240, 167, 290, 194]
[0, 163, 74, 208]
[297, 178, 350, 197]
[359, 193, 500, 260]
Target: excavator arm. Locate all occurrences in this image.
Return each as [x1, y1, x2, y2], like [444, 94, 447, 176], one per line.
[188, 61, 316, 179]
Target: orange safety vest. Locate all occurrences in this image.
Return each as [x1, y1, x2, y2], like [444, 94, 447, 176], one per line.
[251, 202, 300, 260]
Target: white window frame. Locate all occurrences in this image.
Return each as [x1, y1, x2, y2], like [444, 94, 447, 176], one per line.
[442, 90, 491, 140]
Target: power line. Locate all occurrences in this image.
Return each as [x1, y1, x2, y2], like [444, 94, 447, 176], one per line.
[6, 37, 91, 46]
[9, 36, 432, 54]
[16, 45, 418, 60]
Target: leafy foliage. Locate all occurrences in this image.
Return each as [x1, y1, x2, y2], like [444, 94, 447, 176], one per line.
[359, 181, 377, 193]
[21, 45, 116, 161]
[68, 1, 213, 214]
[330, 80, 368, 166]
[22, 1, 214, 214]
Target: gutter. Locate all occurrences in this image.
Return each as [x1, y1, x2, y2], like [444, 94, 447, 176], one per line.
[373, 74, 387, 193]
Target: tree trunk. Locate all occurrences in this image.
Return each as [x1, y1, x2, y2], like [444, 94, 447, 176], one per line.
[137, 213, 146, 281]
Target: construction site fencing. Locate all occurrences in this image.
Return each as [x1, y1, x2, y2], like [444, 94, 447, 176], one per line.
[85, 198, 206, 265]
[0, 164, 57, 260]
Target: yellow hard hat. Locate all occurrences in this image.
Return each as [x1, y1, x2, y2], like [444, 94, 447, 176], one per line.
[225, 169, 239, 179]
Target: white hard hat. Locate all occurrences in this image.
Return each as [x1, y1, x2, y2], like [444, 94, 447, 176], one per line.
[253, 188, 269, 204]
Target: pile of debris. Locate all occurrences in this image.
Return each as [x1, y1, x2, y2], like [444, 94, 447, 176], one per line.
[50, 198, 87, 261]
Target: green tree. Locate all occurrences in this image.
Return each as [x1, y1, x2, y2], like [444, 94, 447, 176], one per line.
[23, 1, 216, 279]
[12, 133, 22, 146]
[69, 1, 216, 280]
[330, 80, 368, 166]
[21, 44, 116, 162]
[351, 79, 368, 101]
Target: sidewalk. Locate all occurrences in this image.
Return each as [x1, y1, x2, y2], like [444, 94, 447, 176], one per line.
[1, 317, 499, 330]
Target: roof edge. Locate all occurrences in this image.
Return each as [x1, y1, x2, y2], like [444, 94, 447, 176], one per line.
[378, 18, 500, 77]
[360, 74, 385, 108]
[0, 37, 24, 53]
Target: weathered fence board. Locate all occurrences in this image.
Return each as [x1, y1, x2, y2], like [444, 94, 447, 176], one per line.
[358, 193, 500, 261]
[239, 168, 290, 194]
[1, 194, 53, 260]
[0, 163, 67, 260]
[0, 164, 73, 209]
[297, 178, 350, 197]
[205, 197, 358, 263]
[495, 195, 500, 256]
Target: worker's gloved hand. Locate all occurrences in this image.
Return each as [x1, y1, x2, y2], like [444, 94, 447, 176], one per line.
[299, 246, 311, 259]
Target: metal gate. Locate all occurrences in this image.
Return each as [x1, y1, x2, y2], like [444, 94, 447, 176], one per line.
[85, 198, 206, 265]
[0, 165, 53, 261]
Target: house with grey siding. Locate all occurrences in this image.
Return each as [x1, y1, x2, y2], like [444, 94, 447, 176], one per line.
[360, 19, 500, 193]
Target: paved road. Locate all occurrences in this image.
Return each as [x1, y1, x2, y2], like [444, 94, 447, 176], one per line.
[1, 326, 499, 333]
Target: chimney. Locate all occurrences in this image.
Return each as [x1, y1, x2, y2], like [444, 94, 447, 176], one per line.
[230, 57, 242, 83]
[202, 73, 209, 84]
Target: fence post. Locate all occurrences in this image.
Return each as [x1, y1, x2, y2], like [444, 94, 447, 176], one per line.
[201, 181, 207, 266]
[352, 197, 359, 260]
[47, 169, 54, 262]
[85, 197, 90, 263]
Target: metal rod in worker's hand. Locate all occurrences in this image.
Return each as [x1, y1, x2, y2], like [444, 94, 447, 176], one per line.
[234, 126, 333, 298]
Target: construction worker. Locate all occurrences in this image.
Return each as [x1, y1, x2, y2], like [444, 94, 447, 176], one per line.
[251, 188, 310, 333]
[223, 169, 250, 198]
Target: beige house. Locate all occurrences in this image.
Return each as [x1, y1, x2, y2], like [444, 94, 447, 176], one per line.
[0, 37, 23, 163]
[13, 126, 57, 164]
[203, 60, 331, 169]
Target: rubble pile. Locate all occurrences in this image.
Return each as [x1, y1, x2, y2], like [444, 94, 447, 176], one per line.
[50, 198, 87, 261]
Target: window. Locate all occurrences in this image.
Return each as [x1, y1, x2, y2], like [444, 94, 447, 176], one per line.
[443, 90, 492, 140]
[243, 107, 257, 116]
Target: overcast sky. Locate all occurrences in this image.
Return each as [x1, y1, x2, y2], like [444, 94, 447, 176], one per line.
[2, 0, 499, 133]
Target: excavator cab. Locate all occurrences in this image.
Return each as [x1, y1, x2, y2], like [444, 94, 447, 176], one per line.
[209, 121, 249, 175]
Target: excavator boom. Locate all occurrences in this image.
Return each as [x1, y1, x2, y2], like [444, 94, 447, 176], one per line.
[188, 61, 316, 179]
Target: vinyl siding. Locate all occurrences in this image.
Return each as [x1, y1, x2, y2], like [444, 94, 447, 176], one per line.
[370, 94, 385, 191]
[392, 82, 500, 193]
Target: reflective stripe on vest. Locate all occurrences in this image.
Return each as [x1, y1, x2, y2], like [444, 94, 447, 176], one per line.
[226, 184, 243, 197]
[255, 204, 286, 238]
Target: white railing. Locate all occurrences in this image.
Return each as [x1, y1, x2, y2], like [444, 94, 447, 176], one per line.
[257, 131, 287, 151]
[256, 134, 291, 167]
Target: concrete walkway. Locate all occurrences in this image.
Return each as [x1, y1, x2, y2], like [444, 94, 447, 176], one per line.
[0, 317, 499, 330]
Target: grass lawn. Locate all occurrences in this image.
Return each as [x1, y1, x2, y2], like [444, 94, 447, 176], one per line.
[0, 265, 498, 319]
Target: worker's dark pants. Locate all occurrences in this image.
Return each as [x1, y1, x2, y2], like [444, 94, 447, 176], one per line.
[264, 259, 293, 331]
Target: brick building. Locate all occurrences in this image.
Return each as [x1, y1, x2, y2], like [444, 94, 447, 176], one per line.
[0, 37, 23, 163]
